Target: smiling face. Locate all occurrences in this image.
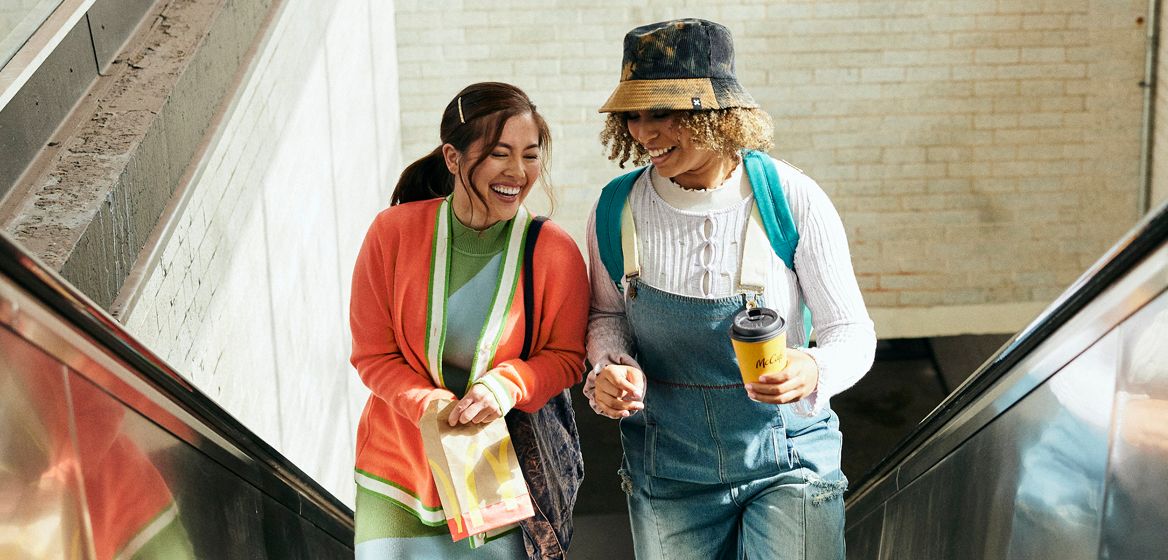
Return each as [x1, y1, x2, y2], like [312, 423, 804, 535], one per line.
[624, 110, 735, 189]
[445, 112, 542, 229]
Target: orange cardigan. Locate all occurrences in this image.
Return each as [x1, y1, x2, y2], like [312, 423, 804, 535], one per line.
[349, 199, 589, 522]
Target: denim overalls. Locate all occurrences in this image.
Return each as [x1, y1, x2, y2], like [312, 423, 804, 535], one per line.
[618, 277, 848, 560]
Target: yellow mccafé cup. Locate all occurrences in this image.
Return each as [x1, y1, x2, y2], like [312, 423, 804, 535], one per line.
[729, 307, 788, 385]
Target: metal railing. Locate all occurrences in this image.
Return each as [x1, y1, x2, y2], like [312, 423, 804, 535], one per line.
[0, 229, 353, 557]
[845, 201, 1168, 558]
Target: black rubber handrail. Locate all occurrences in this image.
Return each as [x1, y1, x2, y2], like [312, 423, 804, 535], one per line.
[847, 200, 1168, 499]
[0, 232, 354, 542]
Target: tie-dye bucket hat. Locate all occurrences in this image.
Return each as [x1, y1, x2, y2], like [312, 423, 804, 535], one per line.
[599, 18, 758, 113]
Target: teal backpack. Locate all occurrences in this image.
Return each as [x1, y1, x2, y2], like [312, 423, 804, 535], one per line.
[594, 150, 814, 343]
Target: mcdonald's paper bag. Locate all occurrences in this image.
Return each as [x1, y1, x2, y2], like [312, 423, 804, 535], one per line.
[419, 398, 535, 542]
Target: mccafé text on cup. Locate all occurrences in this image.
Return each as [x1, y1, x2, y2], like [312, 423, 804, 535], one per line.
[729, 307, 788, 385]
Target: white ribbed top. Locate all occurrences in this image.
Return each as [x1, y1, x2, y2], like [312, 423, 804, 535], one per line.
[638, 164, 753, 297]
[584, 156, 876, 415]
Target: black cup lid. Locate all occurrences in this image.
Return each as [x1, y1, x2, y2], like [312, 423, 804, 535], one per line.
[729, 307, 786, 342]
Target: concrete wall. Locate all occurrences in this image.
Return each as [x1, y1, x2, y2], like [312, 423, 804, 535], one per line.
[0, 0, 52, 49]
[1, 0, 267, 309]
[120, 0, 399, 505]
[394, 0, 1148, 338]
[0, 0, 52, 40]
[1154, 1, 1168, 211]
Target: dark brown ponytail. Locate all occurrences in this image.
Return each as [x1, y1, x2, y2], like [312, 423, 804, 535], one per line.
[390, 82, 552, 207]
[391, 147, 453, 205]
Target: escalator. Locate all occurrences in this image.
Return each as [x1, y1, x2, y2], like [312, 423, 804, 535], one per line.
[0, 234, 352, 557]
[844, 202, 1168, 559]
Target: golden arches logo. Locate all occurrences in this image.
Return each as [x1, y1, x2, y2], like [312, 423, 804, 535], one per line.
[428, 459, 464, 534]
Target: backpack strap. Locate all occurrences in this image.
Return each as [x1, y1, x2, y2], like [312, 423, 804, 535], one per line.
[595, 167, 648, 291]
[743, 150, 799, 270]
[521, 216, 548, 360]
[743, 151, 813, 345]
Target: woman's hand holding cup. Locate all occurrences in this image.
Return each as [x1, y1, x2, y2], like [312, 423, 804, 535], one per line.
[594, 364, 646, 418]
[746, 348, 820, 404]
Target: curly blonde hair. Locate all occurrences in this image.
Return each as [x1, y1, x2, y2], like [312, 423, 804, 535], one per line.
[600, 108, 775, 168]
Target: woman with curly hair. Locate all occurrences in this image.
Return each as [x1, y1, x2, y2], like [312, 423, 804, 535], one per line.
[583, 19, 876, 559]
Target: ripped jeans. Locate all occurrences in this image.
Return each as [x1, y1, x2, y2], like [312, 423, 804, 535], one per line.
[618, 413, 848, 560]
[618, 281, 848, 559]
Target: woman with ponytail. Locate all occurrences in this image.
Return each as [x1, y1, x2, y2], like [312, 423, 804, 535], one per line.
[349, 82, 589, 558]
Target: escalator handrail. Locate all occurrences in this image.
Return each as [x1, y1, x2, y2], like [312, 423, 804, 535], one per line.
[847, 200, 1168, 501]
[0, 231, 354, 538]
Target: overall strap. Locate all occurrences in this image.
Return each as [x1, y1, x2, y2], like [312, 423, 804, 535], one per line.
[738, 204, 771, 302]
[596, 167, 647, 291]
[520, 216, 547, 360]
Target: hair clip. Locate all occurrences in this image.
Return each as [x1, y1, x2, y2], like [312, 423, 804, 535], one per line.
[457, 96, 465, 124]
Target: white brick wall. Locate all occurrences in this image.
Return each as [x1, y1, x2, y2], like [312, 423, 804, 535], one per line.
[122, 0, 400, 506]
[394, 0, 1146, 338]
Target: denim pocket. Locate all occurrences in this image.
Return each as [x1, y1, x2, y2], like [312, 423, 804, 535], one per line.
[773, 426, 795, 470]
[642, 385, 791, 483]
[645, 420, 657, 477]
[645, 414, 726, 483]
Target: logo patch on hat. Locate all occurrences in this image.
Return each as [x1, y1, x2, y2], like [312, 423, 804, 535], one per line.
[691, 97, 702, 110]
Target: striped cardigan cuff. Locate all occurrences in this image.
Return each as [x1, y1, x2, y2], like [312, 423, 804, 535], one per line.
[474, 372, 516, 415]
